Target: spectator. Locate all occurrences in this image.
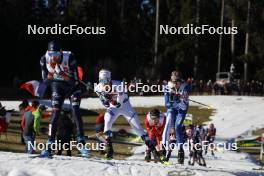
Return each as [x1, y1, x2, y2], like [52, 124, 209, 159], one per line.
[19, 99, 31, 144]
[205, 123, 216, 156]
[198, 80, 204, 95]
[206, 80, 213, 95]
[22, 104, 47, 154]
[0, 103, 11, 138]
[243, 82, 251, 96]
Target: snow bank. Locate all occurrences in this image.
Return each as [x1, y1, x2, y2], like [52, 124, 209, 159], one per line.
[3, 96, 264, 139]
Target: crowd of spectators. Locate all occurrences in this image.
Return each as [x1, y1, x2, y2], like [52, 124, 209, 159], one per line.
[124, 77, 264, 96]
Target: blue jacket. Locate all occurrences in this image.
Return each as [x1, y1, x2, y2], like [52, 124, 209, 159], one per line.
[164, 82, 190, 111]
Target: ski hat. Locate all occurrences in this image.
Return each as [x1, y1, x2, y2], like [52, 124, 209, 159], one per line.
[99, 69, 111, 84]
[149, 109, 160, 120]
[48, 40, 62, 51]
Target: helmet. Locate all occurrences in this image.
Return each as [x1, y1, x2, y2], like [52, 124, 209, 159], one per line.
[99, 69, 111, 84]
[48, 40, 62, 51]
[149, 109, 160, 120]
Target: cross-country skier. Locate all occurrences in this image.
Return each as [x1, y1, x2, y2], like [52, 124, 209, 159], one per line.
[197, 124, 206, 142]
[162, 70, 190, 164]
[144, 109, 166, 162]
[186, 124, 206, 166]
[95, 69, 158, 159]
[205, 123, 216, 156]
[40, 40, 89, 157]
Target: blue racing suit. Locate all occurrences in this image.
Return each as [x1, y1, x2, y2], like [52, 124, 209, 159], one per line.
[162, 82, 190, 150]
[40, 51, 84, 143]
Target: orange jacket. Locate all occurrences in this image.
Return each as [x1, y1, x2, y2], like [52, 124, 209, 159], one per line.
[144, 113, 166, 149]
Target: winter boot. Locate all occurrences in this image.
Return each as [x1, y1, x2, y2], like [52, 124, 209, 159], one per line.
[145, 150, 151, 162]
[77, 136, 90, 157]
[105, 137, 114, 159]
[178, 149, 185, 164]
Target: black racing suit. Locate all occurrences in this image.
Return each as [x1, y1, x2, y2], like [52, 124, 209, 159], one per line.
[40, 52, 84, 143]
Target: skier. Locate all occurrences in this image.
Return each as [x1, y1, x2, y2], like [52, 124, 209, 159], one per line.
[186, 124, 206, 166]
[40, 40, 89, 157]
[94, 69, 158, 159]
[205, 123, 216, 156]
[144, 109, 166, 162]
[162, 70, 190, 164]
[23, 104, 47, 154]
[197, 124, 206, 142]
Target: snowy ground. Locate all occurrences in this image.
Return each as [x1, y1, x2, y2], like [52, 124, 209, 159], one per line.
[1, 96, 264, 176]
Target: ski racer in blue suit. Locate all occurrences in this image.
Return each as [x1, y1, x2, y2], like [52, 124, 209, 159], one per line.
[162, 71, 190, 164]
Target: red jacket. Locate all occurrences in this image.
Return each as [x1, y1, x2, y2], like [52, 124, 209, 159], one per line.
[144, 112, 166, 149]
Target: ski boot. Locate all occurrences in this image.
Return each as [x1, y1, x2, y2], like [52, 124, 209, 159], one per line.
[40, 139, 54, 158]
[152, 149, 160, 163]
[188, 160, 194, 166]
[141, 135, 159, 162]
[77, 136, 90, 157]
[104, 137, 114, 160]
[145, 150, 151, 162]
[158, 150, 167, 163]
[211, 151, 215, 157]
[178, 149, 185, 164]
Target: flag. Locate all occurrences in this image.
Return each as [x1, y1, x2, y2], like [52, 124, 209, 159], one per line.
[77, 66, 84, 81]
[20, 80, 47, 98]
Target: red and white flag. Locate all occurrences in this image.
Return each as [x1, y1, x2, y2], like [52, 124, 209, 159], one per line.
[20, 80, 47, 97]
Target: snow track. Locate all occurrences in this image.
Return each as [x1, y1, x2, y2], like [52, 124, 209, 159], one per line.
[1, 96, 264, 176]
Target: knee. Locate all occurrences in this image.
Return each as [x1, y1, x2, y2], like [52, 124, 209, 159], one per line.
[71, 94, 80, 106]
[104, 130, 113, 140]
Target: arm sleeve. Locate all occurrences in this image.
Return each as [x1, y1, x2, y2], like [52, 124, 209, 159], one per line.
[33, 111, 41, 134]
[144, 117, 151, 136]
[40, 55, 48, 80]
[164, 92, 173, 109]
[159, 115, 166, 133]
[68, 54, 79, 81]
[96, 92, 110, 107]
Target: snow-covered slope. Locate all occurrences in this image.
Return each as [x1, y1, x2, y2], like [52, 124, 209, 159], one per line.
[0, 96, 264, 176]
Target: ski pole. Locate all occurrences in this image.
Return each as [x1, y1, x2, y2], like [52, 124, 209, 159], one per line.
[189, 99, 213, 109]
